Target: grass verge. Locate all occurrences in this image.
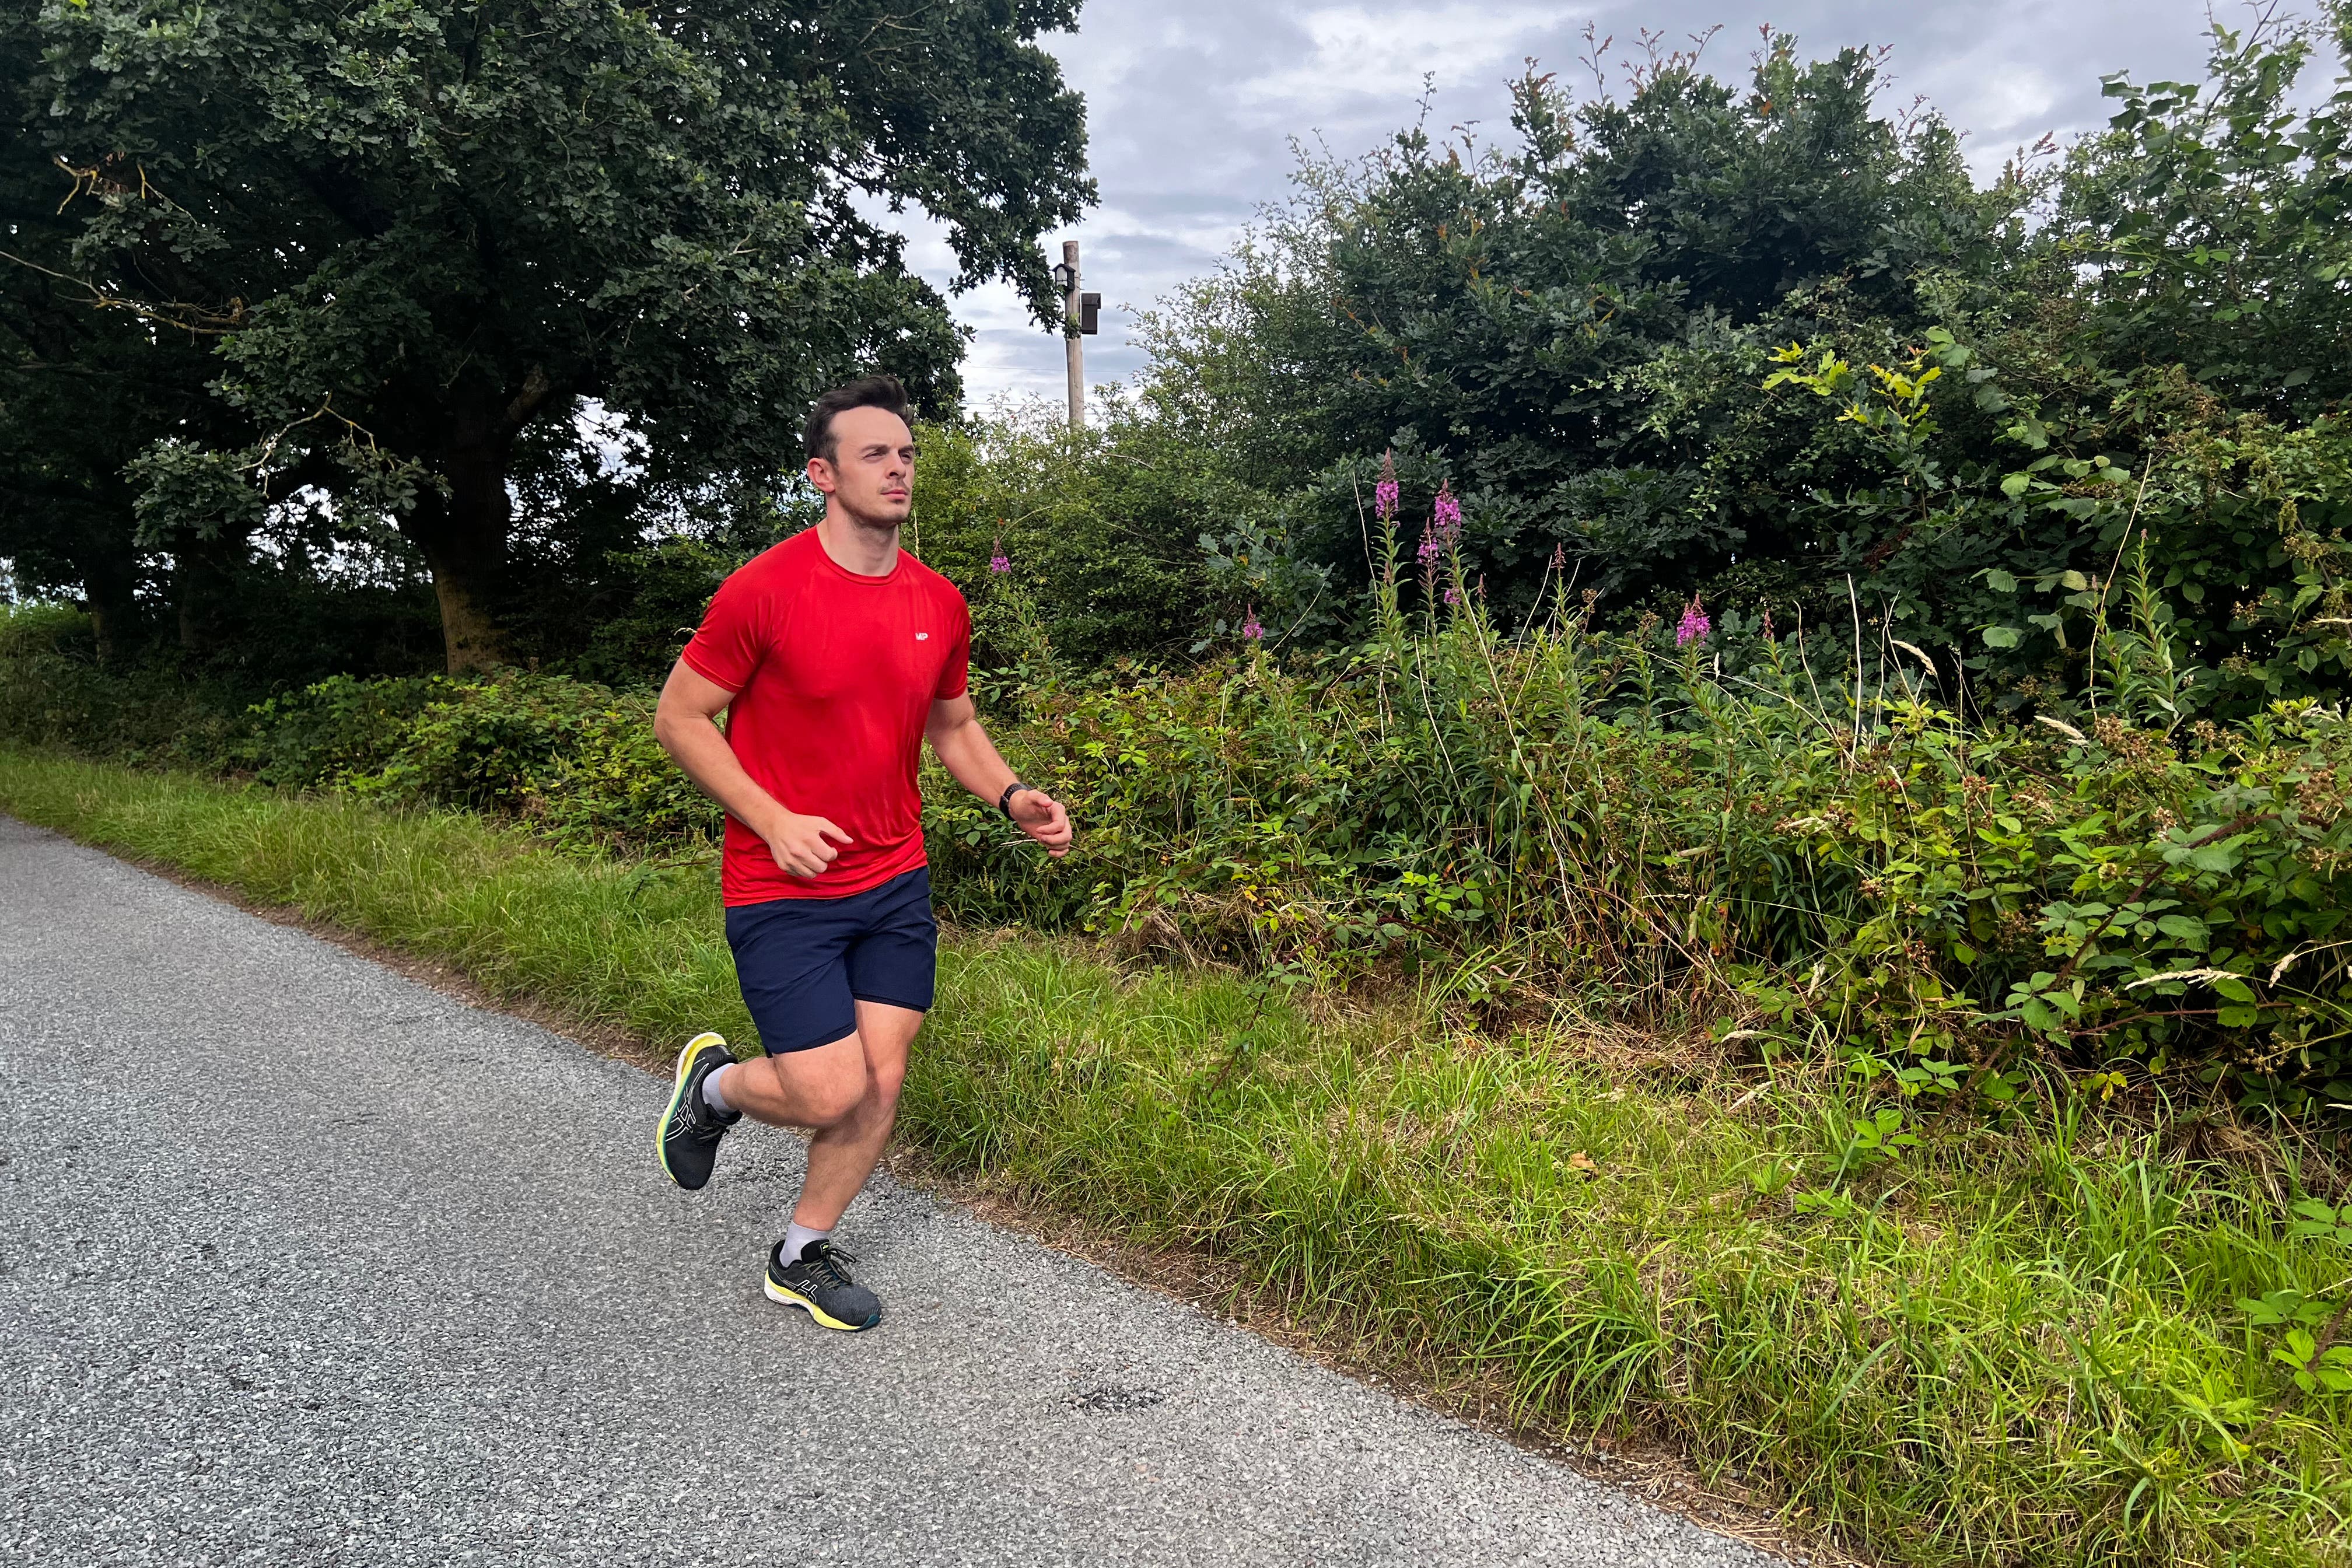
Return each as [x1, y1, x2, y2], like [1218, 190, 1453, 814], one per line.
[4, 747, 2348, 1568]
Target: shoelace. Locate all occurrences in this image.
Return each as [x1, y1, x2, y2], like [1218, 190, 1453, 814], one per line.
[800, 1243, 860, 1290]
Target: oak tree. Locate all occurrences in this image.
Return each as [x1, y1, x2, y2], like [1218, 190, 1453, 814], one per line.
[11, 0, 1091, 670]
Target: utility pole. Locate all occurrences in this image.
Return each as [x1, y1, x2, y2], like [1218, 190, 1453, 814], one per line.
[1052, 240, 1100, 430]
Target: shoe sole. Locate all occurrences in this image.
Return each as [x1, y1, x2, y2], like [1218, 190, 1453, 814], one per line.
[764, 1276, 882, 1332]
[656, 1031, 729, 1190]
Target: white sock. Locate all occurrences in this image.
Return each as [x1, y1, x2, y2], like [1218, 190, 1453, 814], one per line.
[701, 1063, 734, 1116]
[782, 1220, 831, 1262]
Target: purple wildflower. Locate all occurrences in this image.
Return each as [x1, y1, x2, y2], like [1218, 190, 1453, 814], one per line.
[1432, 481, 1462, 543]
[1241, 607, 1264, 642]
[1675, 594, 1711, 647]
[1443, 586, 1461, 606]
[1375, 449, 1399, 522]
[988, 534, 1010, 575]
[1417, 527, 1442, 565]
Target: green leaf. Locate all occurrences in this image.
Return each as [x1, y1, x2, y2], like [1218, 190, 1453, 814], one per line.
[2211, 975, 2256, 1003]
[1982, 625, 2024, 649]
[2155, 914, 2211, 949]
[2187, 842, 2242, 874]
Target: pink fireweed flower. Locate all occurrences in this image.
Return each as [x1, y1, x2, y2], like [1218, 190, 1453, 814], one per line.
[1432, 481, 1462, 544]
[988, 535, 1010, 575]
[1417, 527, 1442, 564]
[1241, 607, 1264, 641]
[1375, 449, 1399, 522]
[1443, 586, 1461, 606]
[1675, 594, 1711, 647]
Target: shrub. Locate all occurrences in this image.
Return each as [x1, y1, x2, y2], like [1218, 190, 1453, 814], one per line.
[933, 541, 2352, 1113]
[249, 671, 722, 852]
[909, 404, 1238, 667]
[241, 674, 454, 789]
[10, 565, 2351, 1112]
[0, 601, 260, 766]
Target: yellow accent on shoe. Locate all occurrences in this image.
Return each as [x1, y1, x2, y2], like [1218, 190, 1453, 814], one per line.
[764, 1276, 879, 1332]
[655, 1031, 729, 1185]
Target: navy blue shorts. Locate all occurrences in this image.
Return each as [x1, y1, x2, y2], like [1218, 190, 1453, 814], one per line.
[724, 867, 939, 1055]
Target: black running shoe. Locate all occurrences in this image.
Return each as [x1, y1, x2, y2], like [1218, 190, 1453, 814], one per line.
[765, 1238, 882, 1332]
[657, 1031, 740, 1191]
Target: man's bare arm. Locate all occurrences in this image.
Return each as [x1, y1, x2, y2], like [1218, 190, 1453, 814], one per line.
[652, 657, 855, 878]
[925, 694, 1073, 856]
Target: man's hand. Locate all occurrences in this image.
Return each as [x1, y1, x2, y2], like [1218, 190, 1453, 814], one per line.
[760, 809, 855, 877]
[925, 693, 1074, 857]
[1009, 789, 1073, 857]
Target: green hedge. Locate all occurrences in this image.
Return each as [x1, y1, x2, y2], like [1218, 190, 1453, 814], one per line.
[8, 593, 2351, 1113]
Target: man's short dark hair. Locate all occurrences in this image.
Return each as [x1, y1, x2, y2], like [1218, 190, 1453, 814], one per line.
[804, 374, 911, 465]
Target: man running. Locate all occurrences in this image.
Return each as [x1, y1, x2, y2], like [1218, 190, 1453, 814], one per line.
[650, 373, 1072, 1332]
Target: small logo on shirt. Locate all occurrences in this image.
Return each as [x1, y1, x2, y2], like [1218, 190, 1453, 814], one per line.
[915, 632, 929, 640]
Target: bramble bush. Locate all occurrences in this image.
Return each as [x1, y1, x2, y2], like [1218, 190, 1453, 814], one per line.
[238, 673, 719, 853]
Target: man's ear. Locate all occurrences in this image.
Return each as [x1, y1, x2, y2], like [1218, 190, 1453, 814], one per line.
[806, 457, 835, 494]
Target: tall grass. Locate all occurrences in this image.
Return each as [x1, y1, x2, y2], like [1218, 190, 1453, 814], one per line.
[5, 748, 2349, 1567]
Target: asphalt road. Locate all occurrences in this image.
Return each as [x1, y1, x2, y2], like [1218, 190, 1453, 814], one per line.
[0, 815, 1782, 1567]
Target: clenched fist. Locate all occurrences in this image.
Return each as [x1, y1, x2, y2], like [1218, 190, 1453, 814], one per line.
[1008, 788, 1074, 857]
[760, 810, 855, 878]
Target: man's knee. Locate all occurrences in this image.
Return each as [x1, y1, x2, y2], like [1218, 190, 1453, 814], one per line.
[801, 1070, 867, 1128]
[869, 1055, 907, 1106]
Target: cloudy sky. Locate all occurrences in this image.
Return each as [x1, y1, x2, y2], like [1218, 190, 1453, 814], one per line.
[902, 0, 2263, 408]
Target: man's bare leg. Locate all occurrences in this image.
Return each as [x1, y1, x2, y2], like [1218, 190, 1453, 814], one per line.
[702, 1002, 919, 1331]
[796, 1000, 918, 1228]
[710, 999, 920, 1227]
[718, 1032, 866, 1129]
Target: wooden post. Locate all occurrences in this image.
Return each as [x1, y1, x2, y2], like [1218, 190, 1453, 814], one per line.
[1062, 239, 1083, 430]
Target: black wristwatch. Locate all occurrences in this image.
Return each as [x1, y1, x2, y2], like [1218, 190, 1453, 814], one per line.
[996, 780, 1031, 819]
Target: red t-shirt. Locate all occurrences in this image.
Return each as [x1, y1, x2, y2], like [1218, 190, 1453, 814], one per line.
[681, 528, 971, 906]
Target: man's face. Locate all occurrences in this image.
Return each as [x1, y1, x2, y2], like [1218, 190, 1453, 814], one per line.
[810, 405, 914, 528]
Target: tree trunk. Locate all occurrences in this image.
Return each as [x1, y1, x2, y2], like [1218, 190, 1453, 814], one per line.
[405, 444, 513, 675]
